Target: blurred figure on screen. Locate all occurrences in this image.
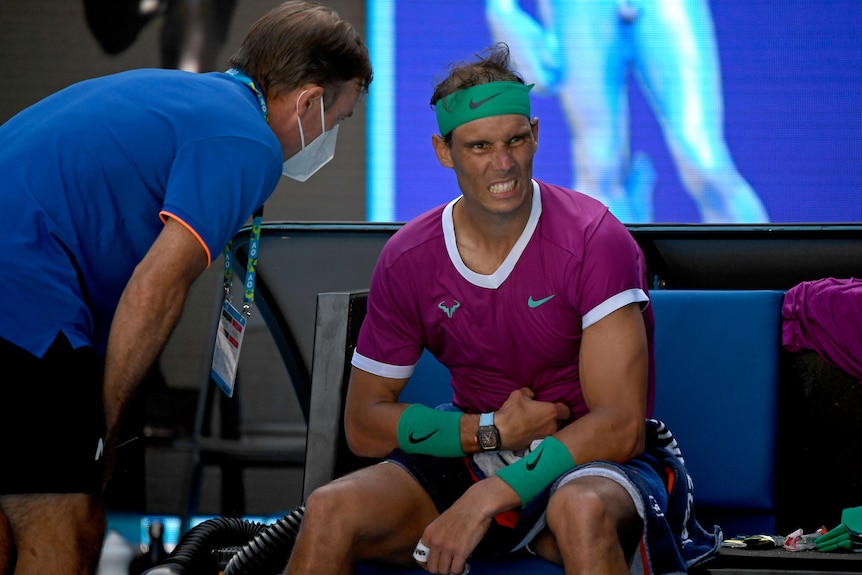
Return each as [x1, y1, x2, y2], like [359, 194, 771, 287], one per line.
[487, 0, 769, 223]
[83, 0, 238, 72]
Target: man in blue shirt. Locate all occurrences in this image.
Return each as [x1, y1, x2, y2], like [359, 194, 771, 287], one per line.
[0, 2, 372, 573]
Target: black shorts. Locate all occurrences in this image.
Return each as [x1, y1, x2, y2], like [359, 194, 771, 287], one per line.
[0, 333, 106, 494]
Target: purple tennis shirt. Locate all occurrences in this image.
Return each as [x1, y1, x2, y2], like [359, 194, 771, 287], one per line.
[353, 179, 655, 419]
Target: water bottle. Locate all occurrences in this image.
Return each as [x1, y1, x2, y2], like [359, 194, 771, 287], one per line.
[96, 530, 135, 575]
[129, 521, 169, 574]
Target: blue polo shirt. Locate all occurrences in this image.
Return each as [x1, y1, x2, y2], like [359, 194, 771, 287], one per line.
[0, 69, 283, 356]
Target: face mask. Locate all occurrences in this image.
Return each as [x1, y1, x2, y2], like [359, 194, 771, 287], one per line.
[282, 91, 339, 182]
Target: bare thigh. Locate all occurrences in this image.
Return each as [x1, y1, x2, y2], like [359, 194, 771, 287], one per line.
[1, 493, 105, 575]
[0, 505, 13, 575]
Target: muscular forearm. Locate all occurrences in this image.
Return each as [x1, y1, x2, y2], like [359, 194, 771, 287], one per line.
[102, 270, 189, 436]
[99, 261, 195, 491]
[102, 218, 206, 448]
[347, 399, 567, 460]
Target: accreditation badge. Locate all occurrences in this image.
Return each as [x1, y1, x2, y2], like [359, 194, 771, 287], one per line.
[211, 299, 247, 397]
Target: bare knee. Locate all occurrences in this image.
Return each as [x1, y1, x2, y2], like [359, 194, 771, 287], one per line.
[2, 493, 105, 574]
[299, 475, 391, 553]
[0, 505, 14, 575]
[547, 481, 617, 538]
[294, 464, 437, 567]
[546, 477, 641, 567]
[303, 482, 349, 522]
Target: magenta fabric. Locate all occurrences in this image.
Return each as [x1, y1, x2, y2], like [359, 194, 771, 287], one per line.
[782, 277, 862, 381]
[354, 179, 655, 419]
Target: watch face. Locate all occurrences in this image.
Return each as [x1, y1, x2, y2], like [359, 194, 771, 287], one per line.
[478, 426, 499, 450]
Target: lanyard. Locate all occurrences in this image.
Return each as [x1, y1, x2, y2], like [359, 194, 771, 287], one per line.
[226, 67, 269, 122]
[223, 207, 264, 316]
[221, 68, 267, 314]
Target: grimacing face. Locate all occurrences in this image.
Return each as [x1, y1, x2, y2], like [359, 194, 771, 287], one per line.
[434, 113, 539, 218]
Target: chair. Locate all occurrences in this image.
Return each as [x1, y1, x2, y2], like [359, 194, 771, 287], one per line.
[174, 277, 308, 530]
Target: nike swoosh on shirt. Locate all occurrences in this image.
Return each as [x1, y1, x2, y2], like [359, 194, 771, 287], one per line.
[469, 92, 502, 109]
[526, 447, 543, 471]
[409, 429, 440, 444]
[528, 295, 556, 308]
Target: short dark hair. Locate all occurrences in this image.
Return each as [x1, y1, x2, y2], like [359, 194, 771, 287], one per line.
[430, 43, 524, 140]
[228, 0, 373, 104]
[430, 43, 524, 109]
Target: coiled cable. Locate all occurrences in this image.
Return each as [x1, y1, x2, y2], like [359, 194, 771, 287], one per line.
[141, 506, 305, 575]
[224, 506, 305, 575]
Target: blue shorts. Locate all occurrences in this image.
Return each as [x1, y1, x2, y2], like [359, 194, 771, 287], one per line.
[0, 333, 106, 494]
[386, 420, 722, 573]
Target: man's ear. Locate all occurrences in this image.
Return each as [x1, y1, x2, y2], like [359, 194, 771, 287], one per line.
[296, 85, 325, 117]
[431, 134, 453, 168]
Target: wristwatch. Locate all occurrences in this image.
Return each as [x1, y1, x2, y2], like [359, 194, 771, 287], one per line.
[476, 412, 501, 451]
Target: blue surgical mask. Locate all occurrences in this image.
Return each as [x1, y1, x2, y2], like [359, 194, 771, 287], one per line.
[282, 91, 338, 182]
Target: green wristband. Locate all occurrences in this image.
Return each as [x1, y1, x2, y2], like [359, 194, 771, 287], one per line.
[496, 436, 575, 506]
[396, 404, 466, 457]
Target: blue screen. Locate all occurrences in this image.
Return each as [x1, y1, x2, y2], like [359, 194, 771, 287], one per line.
[366, 0, 862, 224]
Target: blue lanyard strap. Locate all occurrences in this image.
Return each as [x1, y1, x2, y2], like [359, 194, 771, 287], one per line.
[226, 67, 269, 122]
[223, 207, 264, 315]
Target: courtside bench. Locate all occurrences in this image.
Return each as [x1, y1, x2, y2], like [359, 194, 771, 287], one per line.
[304, 288, 785, 574]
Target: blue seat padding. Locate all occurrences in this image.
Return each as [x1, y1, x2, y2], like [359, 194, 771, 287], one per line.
[399, 348, 453, 406]
[650, 289, 784, 533]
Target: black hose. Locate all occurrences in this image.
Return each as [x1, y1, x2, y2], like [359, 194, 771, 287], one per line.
[141, 506, 305, 575]
[224, 506, 305, 575]
[142, 516, 268, 574]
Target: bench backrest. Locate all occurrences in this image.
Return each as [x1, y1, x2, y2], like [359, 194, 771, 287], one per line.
[649, 289, 784, 536]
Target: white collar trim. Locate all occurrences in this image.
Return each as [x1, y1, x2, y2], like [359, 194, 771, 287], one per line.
[442, 179, 541, 288]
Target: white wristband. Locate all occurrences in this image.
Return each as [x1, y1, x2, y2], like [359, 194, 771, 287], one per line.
[412, 540, 470, 575]
[413, 541, 430, 563]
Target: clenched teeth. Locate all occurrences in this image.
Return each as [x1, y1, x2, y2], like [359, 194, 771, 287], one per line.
[489, 179, 516, 194]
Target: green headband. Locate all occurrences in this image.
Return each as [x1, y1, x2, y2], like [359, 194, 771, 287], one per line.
[435, 81, 534, 136]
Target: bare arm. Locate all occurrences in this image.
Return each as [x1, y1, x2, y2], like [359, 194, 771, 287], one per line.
[343, 367, 410, 458]
[555, 301, 649, 463]
[344, 368, 570, 459]
[343, 367, 491, 459]
[102, 217, 208, 483]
